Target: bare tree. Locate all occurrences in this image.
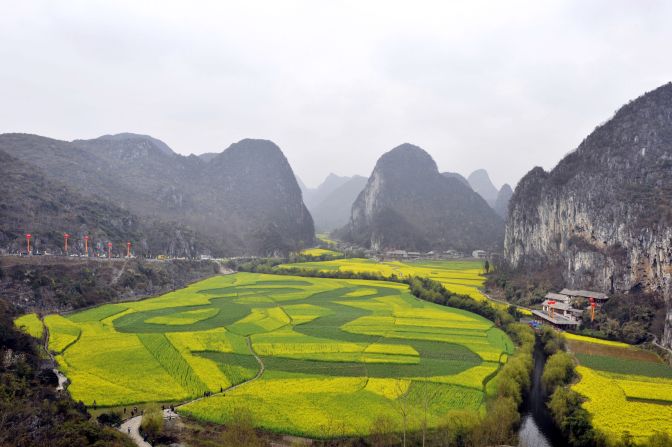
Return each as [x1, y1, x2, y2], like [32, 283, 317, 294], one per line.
[417, 382, 441, 447]
[393, 379, 411, 447]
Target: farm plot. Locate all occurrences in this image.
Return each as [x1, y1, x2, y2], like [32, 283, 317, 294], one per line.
[276, 258, 489, 301]
[36, 273, 513, 437]
[14, 313, 44, 339]
[570, 335, 672, 443]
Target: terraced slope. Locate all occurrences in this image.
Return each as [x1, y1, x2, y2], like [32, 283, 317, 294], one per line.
[40, 273, 513, 437]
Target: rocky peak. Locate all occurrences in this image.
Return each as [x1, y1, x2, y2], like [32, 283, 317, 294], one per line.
[468, 169, 499, 206]
[494, 183, 513, 218]
[344, 143, 503, 252]
[504, 82, 672, 349]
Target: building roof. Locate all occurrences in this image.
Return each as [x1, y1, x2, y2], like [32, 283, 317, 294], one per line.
[545, 292, 571, 302]
[542, 300, 573, 311]
[532, 310, 580, 326]
[386, 250, 407, 255]
[559, 289, 608, 300]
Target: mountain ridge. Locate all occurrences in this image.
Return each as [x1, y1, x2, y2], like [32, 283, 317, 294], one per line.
[0, 133, 314, 256]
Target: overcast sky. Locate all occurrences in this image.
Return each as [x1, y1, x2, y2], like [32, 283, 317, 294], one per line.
[1, 1, 671, 188]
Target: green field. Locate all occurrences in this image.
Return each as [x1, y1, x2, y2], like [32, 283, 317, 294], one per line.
[276, 258, 489, 301]
[39, 273, 513, 437]
[569, 336, 672, 443]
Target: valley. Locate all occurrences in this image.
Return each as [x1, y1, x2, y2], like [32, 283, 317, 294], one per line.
[32, 272, 513, 438]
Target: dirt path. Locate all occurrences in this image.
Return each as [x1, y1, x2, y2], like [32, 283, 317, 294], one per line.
[111, 259, 129, 285]
[482, 291, 534, 314]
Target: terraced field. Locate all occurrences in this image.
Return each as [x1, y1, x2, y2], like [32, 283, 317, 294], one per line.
[39, 273, 513, 437]
[277, 258, 489, 301]
[568, 335, 672, 442]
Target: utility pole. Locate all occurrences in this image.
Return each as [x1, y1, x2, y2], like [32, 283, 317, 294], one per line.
[64, 233, 70, 255]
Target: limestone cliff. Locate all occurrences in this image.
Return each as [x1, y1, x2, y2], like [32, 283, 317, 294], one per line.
[505, 83, 672, 348]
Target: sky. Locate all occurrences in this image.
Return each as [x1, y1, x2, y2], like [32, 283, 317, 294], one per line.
[1, 1, 671, 189]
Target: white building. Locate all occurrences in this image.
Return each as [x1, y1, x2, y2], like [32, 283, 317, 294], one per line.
[471, 250, 487, 259]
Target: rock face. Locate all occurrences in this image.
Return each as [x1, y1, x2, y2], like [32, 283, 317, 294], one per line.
[468, 169, 499, 206]
[0, 133, 314, 256]
[203, 139, 314, 254]
[493, 184, 513, 218]
[311, 175, 368, 232]
[344, 143, 504, 252]
[504, 83, 672, 349]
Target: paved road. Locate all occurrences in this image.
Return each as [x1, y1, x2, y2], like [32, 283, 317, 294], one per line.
[119, 409, 180, 447]
[118, 353, 262, 447]
[119, 415, 151, 447]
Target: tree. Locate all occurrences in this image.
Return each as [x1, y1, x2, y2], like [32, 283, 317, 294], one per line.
[139, 405, 163, 443]
[222, 407, 264, 447]
[369, 415, 398, 447]
[392, 379, 411, 447]
[416, 382, 441, 447]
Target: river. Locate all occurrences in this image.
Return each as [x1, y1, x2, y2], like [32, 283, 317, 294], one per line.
[518, 338, 566, 447]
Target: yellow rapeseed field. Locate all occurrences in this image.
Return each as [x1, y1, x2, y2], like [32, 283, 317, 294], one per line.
[35, 273, 513, 437]
[14, 313, 44, 339]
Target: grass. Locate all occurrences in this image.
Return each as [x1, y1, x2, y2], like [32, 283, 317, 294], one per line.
[571, 337, 672, 442]
[14, 313, 44, 339]
[37, 273, 513, 437]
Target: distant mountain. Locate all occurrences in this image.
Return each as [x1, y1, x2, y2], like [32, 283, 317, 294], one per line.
[342, 143, 504, 252]
[442, 171, 470, 188]
[311, 175, 368, 232]
[295, 175, 309, 196]
[493, 184, 513, 218]
[0, 133, 314, 255]
[468, 169, 499, 206]
[0, 149, 206, 257]
[505, 83, 672, 349]
[303, 173, 352, 208]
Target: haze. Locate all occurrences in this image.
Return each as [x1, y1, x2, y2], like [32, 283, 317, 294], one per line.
[1, 0, 671, 188]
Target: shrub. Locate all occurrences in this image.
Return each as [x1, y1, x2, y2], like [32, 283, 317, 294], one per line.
[542, 351, 574, 391]
[139, 404, 163, 443]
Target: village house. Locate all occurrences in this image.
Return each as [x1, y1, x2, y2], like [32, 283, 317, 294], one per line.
[532, 288, 609, 329]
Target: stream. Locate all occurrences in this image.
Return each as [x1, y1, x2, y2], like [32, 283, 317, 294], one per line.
[518, 337, 566, 447]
